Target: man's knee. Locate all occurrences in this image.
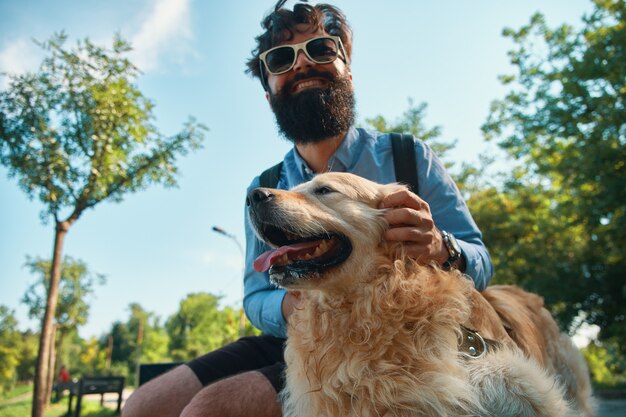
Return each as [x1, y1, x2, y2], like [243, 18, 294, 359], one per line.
[123, 365, 202, 417]
[180, 371, 281, 417]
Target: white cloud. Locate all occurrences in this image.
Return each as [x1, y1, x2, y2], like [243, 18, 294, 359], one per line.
[0, 39, 42, 88]
[130, 0, 195, 72]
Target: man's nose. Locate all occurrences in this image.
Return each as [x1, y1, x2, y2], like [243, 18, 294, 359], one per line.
[292, 49, 314, 72]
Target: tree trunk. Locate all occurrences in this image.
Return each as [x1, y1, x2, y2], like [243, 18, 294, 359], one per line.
[45, 325, 57, 405]
[31, 221, 70, 417]
[105, 334, 113, 371]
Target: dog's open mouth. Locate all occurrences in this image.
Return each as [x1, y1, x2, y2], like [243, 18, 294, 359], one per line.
[253, 224, 352, 279]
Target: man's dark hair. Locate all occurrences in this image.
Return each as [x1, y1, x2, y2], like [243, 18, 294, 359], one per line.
[246, 1, 353, 89]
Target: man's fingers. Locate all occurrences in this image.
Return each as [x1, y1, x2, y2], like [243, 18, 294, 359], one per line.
[381, 190, 428, 211]
[385, 208, 435, 231]
[384, 207, 419, 226]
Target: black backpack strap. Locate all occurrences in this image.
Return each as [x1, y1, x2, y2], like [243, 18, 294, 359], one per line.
[259, 161, 283, 188]
[259, 134, 418, 192]
[390, 133, 419, 194]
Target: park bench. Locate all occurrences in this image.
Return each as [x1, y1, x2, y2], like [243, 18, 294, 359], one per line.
[66, 376, 125, 417]
[138, 361, 184, 386]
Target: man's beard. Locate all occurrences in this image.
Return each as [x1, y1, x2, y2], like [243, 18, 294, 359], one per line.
[268, 69, 356, 144]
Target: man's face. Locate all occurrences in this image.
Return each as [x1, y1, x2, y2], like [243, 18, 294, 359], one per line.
[264, 26, 355, 144]
[265, 27, 352, 96]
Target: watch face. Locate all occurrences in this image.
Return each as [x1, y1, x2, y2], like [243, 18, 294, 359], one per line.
[443, 231, 461, 259]
[448, 234, 461, 257]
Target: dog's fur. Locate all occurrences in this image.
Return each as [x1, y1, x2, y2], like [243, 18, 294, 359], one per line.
[248, 172, 595, 417]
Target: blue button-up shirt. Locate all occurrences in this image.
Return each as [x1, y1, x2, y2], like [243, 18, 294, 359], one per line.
[243, 127, 493, 337]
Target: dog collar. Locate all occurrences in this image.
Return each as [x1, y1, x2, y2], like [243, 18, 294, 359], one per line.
[458, 326, 493, 359]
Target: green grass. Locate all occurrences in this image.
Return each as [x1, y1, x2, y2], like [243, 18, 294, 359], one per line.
[0, 388, 118, 417]
[0, 384, 32, 401]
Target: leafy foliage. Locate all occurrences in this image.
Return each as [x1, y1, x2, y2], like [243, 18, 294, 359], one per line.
[0, 307, 22, 394]
[363, 99, 456, 161]
[165, 293, 241, 361]
[22, 257, 105, 335]
[105, 303, 169, 385]
[15, 332, 40, 384]
[582, 338, 626, 387]
[0, 32, 207, 223]
[482, 0, 626, 349]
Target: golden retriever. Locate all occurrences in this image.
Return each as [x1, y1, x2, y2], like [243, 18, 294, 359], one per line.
[247, 172, 595, 417]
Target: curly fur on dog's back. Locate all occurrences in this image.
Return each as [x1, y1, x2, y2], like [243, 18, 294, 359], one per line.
[283, 257, 486, 417]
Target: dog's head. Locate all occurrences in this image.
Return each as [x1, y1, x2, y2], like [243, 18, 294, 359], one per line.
[247, 172, 406, 291]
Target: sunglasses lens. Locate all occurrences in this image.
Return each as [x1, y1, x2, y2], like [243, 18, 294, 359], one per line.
[306, 37, 339, 63]
[265, 47, 295, 74]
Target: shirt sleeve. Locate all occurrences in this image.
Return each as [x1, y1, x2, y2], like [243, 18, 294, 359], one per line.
[414, 140, 494, 290]
[243, 177, 289, 338]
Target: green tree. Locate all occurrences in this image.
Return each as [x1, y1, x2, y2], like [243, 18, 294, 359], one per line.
[582, 339, 626, 386]
[363, 99, 456, 162]
[0, 33, 206, 417]
[76, 336, 107, 376]
[165, 293, 240, 361]
[105, 303, 169, 385]
[21, 256, 104, 403]
[16, 331, 39, 383]
[0, 306, 22, 394]
[23, 256, 105, 341]
[482, 0, 626, 349]
[467, 180, 588, 319]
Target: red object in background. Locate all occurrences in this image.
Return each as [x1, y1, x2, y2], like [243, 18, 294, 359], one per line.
[58, 366, 70, 383]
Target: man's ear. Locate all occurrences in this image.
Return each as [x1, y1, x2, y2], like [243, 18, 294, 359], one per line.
[265, 91, 272, 109]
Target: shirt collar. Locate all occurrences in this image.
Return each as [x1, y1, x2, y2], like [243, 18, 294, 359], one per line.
[293, 127, 360, 179]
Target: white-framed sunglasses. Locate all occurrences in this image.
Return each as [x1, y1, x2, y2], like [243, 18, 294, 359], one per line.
[259, 35, 347, 86]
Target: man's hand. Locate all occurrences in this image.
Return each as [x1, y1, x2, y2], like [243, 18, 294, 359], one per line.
[380, 189, 449, 265]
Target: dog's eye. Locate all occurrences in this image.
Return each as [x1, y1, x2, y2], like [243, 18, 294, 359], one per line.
[315, 186, 335, 195]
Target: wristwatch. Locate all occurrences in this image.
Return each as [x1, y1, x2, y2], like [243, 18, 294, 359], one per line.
[440, 230, 462, 269]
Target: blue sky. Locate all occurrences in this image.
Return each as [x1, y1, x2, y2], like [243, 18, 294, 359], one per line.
[0, 0, 593, 339]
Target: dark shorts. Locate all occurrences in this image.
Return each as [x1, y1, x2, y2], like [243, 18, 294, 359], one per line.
[186, 335, 286, 393]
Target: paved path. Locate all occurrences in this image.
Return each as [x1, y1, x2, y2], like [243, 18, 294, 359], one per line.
[100, 388, 134, 409]
[597, 397, 626, 417]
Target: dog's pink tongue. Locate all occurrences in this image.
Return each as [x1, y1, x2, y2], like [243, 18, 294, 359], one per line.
[254, 241, 320, 272]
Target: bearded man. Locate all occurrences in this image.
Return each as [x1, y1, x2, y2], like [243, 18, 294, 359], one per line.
[123, 2, 493, 417]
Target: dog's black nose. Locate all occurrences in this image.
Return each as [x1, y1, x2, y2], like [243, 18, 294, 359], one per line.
[246, 188, 274, 206]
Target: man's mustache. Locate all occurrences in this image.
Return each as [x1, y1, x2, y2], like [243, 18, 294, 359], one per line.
[280, 69, 335, 95]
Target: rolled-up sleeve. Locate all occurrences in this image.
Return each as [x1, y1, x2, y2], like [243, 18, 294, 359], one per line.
[415, 140, 494, 290]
